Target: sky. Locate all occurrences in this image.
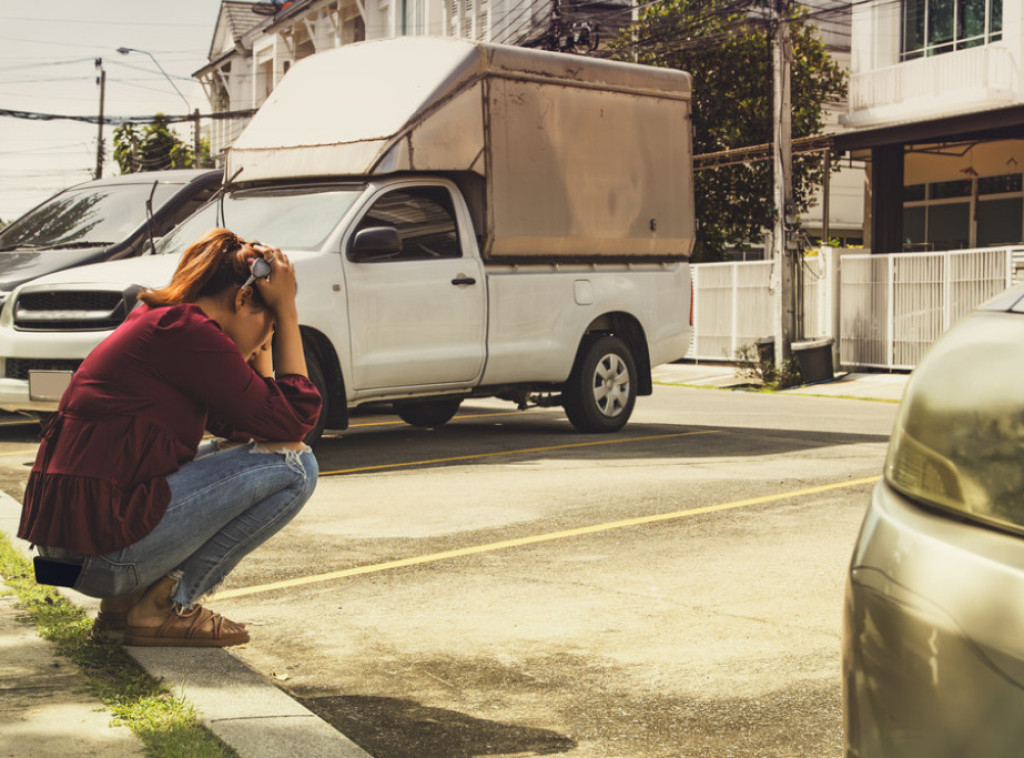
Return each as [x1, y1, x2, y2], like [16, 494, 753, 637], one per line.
[0, 0, 227, 222]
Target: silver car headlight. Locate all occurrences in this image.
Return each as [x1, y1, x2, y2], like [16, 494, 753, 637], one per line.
[886, 310, 1024, 535]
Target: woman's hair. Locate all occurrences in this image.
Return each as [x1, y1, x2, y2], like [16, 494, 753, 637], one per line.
[139, 228, 268, 309]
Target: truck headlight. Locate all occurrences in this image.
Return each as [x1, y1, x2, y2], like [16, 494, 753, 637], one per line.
[885, 311, 1024, 535]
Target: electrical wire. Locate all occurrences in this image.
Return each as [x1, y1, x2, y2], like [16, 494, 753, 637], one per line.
[0, 15, 209, 27]
[0, 107, 256, 125]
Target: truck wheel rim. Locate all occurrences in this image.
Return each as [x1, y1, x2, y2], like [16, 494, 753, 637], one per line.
[592, 353, 630, 417]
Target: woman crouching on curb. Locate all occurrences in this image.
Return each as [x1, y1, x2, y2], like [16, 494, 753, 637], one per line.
[18, 228, 321, 647]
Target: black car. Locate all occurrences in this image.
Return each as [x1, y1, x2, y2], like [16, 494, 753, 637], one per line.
[0, 169, 222, 307]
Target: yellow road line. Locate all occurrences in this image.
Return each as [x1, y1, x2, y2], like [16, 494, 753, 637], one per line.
[346, 409, 540, 429]
[317, 430, 719, 476]
[212, 475, 880, 601]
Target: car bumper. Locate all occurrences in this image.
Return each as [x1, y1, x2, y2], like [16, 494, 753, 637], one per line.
[0, 331, 108, 412]
[0, 377, 57, 412]
[843, 481, 1024, 757]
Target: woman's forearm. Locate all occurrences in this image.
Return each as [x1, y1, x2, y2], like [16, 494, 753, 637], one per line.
[273, 309, 307, 378]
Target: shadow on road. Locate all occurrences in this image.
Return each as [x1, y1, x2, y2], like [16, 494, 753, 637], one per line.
[300, 694, 576, 757]
[312, 410, 892, 477]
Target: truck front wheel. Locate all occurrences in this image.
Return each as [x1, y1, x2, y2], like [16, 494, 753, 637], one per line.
[303, 347, 329, 447]
[394, 398, 462, 428]
[563, 334, 637, 433]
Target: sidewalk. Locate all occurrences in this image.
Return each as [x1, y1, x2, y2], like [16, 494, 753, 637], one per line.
[0, 583, 145, 758]
[0, 492, 370, 758]
[652, 361, 910, 402]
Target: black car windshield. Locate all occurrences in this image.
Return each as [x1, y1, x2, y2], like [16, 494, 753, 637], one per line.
[0, 182, 180, 249]
[156, 185, 363, 255]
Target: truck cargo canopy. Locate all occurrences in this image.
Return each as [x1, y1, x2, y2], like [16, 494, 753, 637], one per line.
[227, 37, 694, 261]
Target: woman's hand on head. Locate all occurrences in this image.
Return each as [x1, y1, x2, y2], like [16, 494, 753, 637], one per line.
[249, 243, 306, 378]
[252, 245, 298, 317]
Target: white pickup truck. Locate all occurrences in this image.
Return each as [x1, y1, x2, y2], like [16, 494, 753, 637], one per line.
[0, 38, 694, 442]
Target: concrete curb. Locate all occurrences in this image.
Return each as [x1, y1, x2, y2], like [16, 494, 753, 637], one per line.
[0, 491, 370, 758]
[652, 362, 909, 402]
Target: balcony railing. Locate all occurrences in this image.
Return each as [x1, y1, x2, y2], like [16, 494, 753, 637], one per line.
[849, 44, 1019, 118]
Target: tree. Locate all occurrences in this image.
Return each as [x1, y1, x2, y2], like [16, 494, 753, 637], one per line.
[113, 116, 211, 174]
[612, 0, 846, 261]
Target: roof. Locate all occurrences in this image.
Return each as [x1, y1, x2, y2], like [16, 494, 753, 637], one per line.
[208, 1, 267, 60]
[76, 169, 223, 188]
[834, 103, 1024, 155]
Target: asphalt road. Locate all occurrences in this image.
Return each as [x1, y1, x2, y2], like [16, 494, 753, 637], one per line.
[0, 385, 897, 758]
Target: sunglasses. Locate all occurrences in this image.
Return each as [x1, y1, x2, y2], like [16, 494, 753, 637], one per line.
[241, 256, 272, 290]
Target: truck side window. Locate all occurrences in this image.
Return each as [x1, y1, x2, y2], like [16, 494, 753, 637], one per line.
[353, 187, 460, 261]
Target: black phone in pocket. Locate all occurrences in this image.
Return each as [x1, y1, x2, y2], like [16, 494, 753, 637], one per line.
[33, 557, 83, 587]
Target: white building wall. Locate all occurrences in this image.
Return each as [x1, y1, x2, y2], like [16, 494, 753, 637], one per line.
[846, 0, 1024, 127]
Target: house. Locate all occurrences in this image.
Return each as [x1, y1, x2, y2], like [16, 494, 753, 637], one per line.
[194, 0, 632, 162]
[836, 0, 1024, 253]
[798, 0, 865, 250]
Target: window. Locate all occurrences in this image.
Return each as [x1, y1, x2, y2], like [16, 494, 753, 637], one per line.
[901, 0, 1002, 60]
[927, 202, 970, 249]
[403, 0, 426, 35]
[154, 185, 363, 255]
[353, 187, 461, 262]
[977, 198, 1023, 245]
[0, 183, 181, 248]
[902, 173, 1024, 250]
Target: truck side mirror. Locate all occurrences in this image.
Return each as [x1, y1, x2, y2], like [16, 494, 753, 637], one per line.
[350, 226, 402, 261]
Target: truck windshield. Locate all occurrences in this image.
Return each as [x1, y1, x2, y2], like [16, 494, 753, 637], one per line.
[0, 182, 180, 250]
[156, 185, 363, 255]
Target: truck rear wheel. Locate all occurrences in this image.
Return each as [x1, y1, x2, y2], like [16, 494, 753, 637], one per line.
[563, 334, 636, 433]
[394, 398, 462, 428]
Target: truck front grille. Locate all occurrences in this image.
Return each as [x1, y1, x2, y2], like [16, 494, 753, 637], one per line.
[13, 290, 133, 331]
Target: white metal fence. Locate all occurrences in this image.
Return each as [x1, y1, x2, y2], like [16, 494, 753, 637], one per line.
[687, 246, 1023, 370]
[688, 260, 773, 361]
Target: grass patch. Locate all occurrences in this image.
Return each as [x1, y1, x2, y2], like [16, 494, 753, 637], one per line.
[0, 533, 237, 757]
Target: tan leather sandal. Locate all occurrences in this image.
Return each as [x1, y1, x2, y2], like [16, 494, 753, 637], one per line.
[124, 605, 250, 648]
[93, 589, 148, 634]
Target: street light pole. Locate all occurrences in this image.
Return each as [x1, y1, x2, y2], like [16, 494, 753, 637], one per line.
[116, 46, 200, 164]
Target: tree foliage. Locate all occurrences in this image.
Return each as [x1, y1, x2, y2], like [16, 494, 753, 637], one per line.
[112, 116, 212, 174]
[613, 0, 846, 261]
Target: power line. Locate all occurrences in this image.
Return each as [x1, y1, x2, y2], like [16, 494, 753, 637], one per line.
[0, 107, 256, 126]
[0, 57, 96, 73]
[107, 59, 196, 82]
[0, 15, 209, 27]
[0, 34, 205, 54]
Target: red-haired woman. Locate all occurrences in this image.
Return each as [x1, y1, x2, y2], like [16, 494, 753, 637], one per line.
[19, 228, 321, 647]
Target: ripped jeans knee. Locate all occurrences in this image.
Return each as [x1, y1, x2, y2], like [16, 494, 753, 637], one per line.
[249, 440, 315, 479]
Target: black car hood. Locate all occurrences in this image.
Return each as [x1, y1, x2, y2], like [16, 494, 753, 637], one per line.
[0, 246, 113, 291]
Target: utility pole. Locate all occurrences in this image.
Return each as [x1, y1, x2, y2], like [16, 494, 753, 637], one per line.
[771, 0, 796, 365]
[94, 58, 106, 179]
[193, 108, 202, 167]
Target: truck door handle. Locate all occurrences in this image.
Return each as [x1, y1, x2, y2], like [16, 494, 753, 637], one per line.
[451, 276, 476, 286]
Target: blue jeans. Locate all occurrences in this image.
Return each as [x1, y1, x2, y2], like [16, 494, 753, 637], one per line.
[45, 441, 318, 607]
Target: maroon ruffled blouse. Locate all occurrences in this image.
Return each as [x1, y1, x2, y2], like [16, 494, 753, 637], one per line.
[19, 303, 322, 555]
